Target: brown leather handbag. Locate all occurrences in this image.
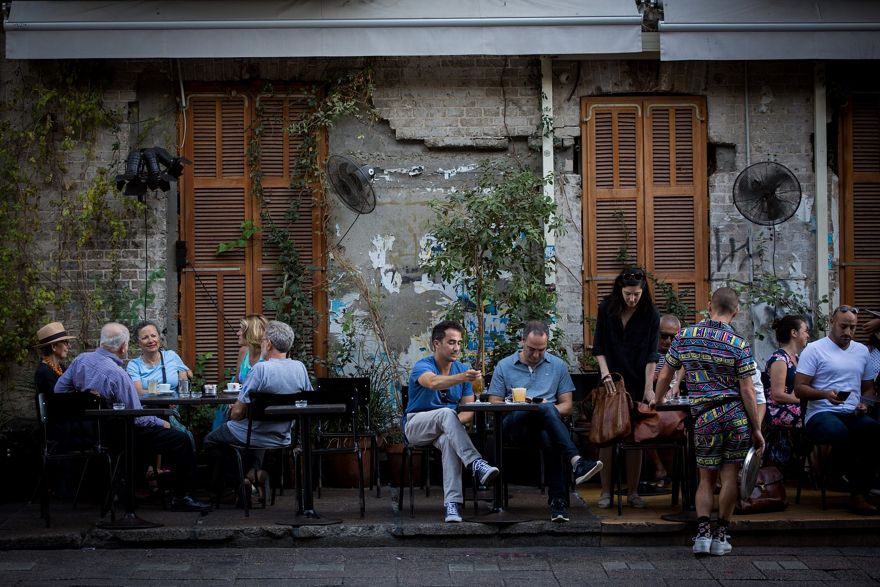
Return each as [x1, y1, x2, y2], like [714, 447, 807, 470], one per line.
[735, 465, 788, 514]
[633, 403, 686, 443]
[589, 373, 633, 445]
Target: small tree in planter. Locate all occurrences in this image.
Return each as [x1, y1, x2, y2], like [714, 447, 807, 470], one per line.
[421, 161, 563, 374]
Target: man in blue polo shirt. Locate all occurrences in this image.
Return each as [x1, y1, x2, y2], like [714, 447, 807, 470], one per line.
[406, 320, 499, 523]
[488, 320, 602, 522]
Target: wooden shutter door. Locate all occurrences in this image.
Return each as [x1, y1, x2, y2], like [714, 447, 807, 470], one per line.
[582, 99, 644, 327]
[256, 94, 327, 362]
[841, 96, 880, 335]
[180, 94, 251, 383]
[644, 100, 708, 323]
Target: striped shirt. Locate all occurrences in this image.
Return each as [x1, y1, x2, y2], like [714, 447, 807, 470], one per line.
[55, 348, 165, 428]
[664, 319, 755, 405]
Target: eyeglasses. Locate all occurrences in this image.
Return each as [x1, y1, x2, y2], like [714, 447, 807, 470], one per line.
[837, 305, 860, 315]
[659, 332, 677, 340]
[622, 268, 645, 280]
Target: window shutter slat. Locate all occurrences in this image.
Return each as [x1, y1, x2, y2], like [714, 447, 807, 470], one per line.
[192, 99, 218, 177]
[193, 187, 246, 263]
[651, 109, 671, 186]
[853, 99, 880, 174]
[653, 196, 696, 271]
[595, 112, 614, 189]
[853, 184, 880, 259]
[259, 98, 285, 177]
[674, 108, 695, 185]
[595, 200, 637, 272]
[618, 112, 638, 189]
[220, 99, 246, 177]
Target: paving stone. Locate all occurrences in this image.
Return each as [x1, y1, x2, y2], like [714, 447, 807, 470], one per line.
[777, 560, 807, 570]
[627, 561, 655, 570]
[752, 561, 781, 571]
[0, 561, 36, 571]
[602, 561, 628, 572]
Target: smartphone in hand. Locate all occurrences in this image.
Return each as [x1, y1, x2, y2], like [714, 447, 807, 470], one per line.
[835, 390, 852, 401]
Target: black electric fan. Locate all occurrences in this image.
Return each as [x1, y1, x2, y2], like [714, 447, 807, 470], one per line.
[732, 161, 802, 226]
[326, 155, 378, 215]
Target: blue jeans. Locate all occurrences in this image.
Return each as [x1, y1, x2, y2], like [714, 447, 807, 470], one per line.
[502, 403, 578, 502]
[805, 411, 880, 495]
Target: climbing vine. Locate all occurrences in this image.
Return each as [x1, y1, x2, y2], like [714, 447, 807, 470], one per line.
[0, 62, 134, 371]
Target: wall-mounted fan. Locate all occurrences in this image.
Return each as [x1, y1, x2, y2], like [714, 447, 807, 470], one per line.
[326, 155, 377, 215]
[733, 161, 802, 226]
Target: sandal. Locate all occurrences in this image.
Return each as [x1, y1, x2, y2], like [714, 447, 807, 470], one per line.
[246, 468, 269, 507]
[628, 494, 647, 508]
[653, 475, 672, 489]
[597, 495, 612, 509]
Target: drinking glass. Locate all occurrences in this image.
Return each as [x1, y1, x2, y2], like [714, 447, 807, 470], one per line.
[178, 379, 191, 398]
[147, 379, 158, 394]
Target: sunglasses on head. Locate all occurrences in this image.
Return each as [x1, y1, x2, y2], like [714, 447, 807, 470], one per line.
[837, 305, 860, 315]
[621, 268, 645, 280]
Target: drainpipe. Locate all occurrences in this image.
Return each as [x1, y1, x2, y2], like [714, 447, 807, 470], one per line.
[813, 62, 830, 329]
[540, 56, 557, 291]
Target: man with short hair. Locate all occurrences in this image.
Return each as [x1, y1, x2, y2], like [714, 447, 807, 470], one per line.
[655, 314, 683, 390]
[655, 288, 763, 556]
[55, 322, 210, 512]
[203, 320, 312, 487]
[794, 305, 879, 514]
[488, 320, 603, 523]
[405, 320, 499, 523]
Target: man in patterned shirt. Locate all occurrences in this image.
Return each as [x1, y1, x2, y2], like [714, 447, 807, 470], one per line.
[655, 288, 764, 557]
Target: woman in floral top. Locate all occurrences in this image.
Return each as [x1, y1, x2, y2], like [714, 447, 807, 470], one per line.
[764, 315, 810, 428]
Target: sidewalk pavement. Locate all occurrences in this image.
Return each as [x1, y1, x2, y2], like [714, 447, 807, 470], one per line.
[3, 481, 880, 550]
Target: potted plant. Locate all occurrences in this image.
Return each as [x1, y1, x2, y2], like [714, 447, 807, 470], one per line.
[421, 161, 563, 373]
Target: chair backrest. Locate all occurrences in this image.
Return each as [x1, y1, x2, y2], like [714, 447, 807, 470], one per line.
[39, 392, 104, 452]
[760, 371, 772, 393]
[400, 385, 409, 414]
[308, 386, 361, 441]
[315, 377, 370, 428]
[244, 391, 304, 448]
[570, 373, 599, 401]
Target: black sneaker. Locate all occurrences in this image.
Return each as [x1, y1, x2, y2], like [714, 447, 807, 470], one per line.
[573, 458, 603, 485]
[549, 498, 569, 522]
[171, 495, 212, 512]
[470, 458, 500, 485]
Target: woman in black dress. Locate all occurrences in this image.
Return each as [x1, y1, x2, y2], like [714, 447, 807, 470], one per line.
[591, 267, 660, 509]
[34, 321, 75, 396]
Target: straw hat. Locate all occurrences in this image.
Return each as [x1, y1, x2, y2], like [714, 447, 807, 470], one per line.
[35, 322, 76, 347]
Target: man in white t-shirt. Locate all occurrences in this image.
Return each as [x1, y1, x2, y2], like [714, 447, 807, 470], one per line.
[794, 305, 878, 514]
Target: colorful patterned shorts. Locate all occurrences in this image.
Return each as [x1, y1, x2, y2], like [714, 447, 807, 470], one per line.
[693, 400, 751, 470]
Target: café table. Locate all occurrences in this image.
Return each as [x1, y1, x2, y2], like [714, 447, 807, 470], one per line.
[85, 407, 173, 529]
[140, 392, 238, 427]
[458, 401, 540, 523]
[264, 403, 347, 526]
[656, 399, 698, 522]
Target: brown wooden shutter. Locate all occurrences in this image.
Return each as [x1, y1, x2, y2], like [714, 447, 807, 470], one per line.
[644, 100, 708, 324]
[582, 97, 708, 343]
[179, 88, 326, 382]
[841, 96, 880, 336]
[582, 100, 644, 322]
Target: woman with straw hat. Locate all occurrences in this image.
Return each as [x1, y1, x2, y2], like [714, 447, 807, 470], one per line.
[34, 321, 76, 396]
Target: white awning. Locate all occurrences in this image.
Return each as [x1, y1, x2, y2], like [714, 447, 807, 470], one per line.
[4, 0, 644, 59]
[660, 0, 880, 61]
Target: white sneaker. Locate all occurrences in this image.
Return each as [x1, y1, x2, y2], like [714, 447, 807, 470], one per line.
[692, 535, 712, 555]
[444, 502, 462, 523]
[710, 536, 732, 556]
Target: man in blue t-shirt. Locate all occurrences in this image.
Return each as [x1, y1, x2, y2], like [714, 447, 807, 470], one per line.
[406, 320, 499, 523]
[487, 320, 603, 523]
[794, 305, 878, 515]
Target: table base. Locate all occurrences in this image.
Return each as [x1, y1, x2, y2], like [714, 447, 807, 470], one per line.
[660, 510, 713, 523]
[97, 512, 163, 530]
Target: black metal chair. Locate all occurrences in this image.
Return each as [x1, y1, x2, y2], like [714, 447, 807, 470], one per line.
[314, 377, 381, 497]
[36, 392, 116, 528]
[215, 391, 300, 517]
[396, 385, 438, 518]
[309, 387, 366, 517]
[794, 398, 828, 510]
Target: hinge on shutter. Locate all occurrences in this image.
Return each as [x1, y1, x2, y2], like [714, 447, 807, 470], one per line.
[646, 103, 704, 122]
[583, 103, 642, 123]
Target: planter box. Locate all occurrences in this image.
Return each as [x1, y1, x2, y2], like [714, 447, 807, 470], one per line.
[318, 437, 374, 488]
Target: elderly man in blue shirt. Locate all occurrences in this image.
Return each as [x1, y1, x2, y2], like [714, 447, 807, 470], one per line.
[55, 322, 210, 512]
[488, 320, 602, 522]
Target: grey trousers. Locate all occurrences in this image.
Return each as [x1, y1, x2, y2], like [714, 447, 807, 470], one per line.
[404, 408, 481, 504]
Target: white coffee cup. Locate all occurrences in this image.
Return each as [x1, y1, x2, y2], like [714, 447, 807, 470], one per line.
[157, 383, 171, 393]
[228, 382, 242, 392]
